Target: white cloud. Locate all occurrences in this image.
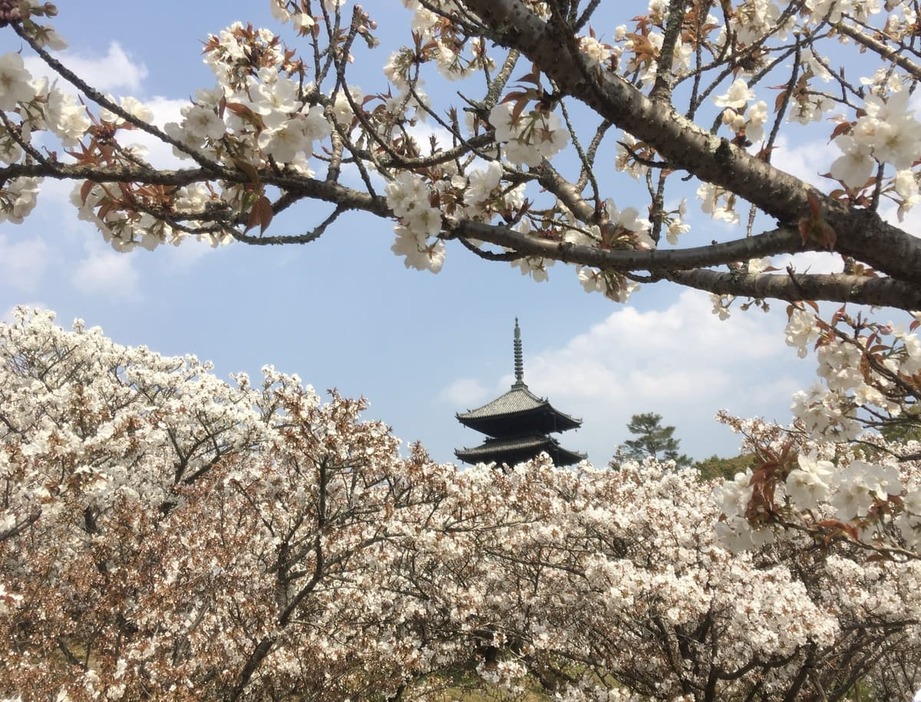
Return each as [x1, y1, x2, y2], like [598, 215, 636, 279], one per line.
[528, 291, 787, 397]
[25, 42, 148, 93]
[35, 176, 78, 212]
[72, 243, 141, 300]
[771, 135, 834, 189]
[125, 96, 189, 169]
[437, 377, 491, 408]
[0, 234, 52, 291]
[161, 235, 225, 270]
[774, 250, 843, 275]
[406, 120, 456, 152]
[458, 291, 813, 464]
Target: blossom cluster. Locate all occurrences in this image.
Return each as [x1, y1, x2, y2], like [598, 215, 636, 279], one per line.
[713, 306, 921, 557]
[488, 102, 570, 168]
[0, 16, 340, 251]
[385, 172, 444, 271]
[830, 91, 921, 189]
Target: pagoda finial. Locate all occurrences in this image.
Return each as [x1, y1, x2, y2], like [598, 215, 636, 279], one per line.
[513, 318, 524, 385]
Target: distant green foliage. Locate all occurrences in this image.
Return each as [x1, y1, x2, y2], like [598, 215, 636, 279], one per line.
[694, 453, 757, 481]
[879, 414, 921, 444]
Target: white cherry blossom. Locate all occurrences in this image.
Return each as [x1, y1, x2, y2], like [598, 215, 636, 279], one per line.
[0, 53, 36, 110]
[714, 78, 755, 109]
[786, 452, 834, 509]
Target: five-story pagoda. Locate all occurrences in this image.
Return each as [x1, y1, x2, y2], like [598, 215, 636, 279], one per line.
[455, 320, 585, 468]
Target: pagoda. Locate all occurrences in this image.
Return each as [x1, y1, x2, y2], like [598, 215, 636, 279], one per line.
[455, 320, 585, 467]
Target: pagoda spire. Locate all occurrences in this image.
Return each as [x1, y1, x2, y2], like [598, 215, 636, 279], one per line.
[513, 318, 524, 386]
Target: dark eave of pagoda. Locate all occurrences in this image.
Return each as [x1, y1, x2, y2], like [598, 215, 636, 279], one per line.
[456, 381, 581, 438]
[455, 434, 586, 468]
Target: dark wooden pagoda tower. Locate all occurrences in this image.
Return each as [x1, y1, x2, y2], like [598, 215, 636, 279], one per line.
[455, 319, 585, 467]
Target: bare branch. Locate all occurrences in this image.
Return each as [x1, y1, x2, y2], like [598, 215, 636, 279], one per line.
[835, 21, 921, 81]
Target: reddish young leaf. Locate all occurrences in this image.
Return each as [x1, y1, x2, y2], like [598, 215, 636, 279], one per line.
[245, 195, 274, 234]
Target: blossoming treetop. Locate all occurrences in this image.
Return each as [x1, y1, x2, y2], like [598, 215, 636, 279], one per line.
[2, 0, 921, 309]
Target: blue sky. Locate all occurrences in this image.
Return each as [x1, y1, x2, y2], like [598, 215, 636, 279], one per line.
[0, 1, 850, 466]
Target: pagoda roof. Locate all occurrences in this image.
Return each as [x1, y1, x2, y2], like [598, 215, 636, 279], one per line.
[455, 433, 586, 467]
[454, 318, 585, 466]
[456, 381, 581, 437]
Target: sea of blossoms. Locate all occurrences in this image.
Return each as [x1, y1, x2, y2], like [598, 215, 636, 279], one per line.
[0, 306, 918, 700]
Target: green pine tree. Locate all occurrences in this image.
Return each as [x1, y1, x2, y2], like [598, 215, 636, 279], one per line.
[619, 412, 693, 468]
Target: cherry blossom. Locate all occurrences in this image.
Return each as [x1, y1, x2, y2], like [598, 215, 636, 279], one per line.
[0, 176, 39, 223]
[0, 53, 34, 110]
[489, 102, 570, 168]
[714, 78, 755, 109]
[390, 222, 446, 272]
[172, 103, 226, 142]
[785, 452, 834, 509]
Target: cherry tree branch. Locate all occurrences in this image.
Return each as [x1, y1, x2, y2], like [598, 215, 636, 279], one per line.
[451, 220, 817, 270]
[834, 21, 921, 81]
[12, 23, 220, 171]
[458, 0, 921, 287]
[665, 268, 921, 309]
[0, 161, 391, 217]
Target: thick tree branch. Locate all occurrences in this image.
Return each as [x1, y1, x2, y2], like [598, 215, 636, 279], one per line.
[228, 635, 277, 702]
[665, 268, 921, 309]
[450, 218, 921, 307]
